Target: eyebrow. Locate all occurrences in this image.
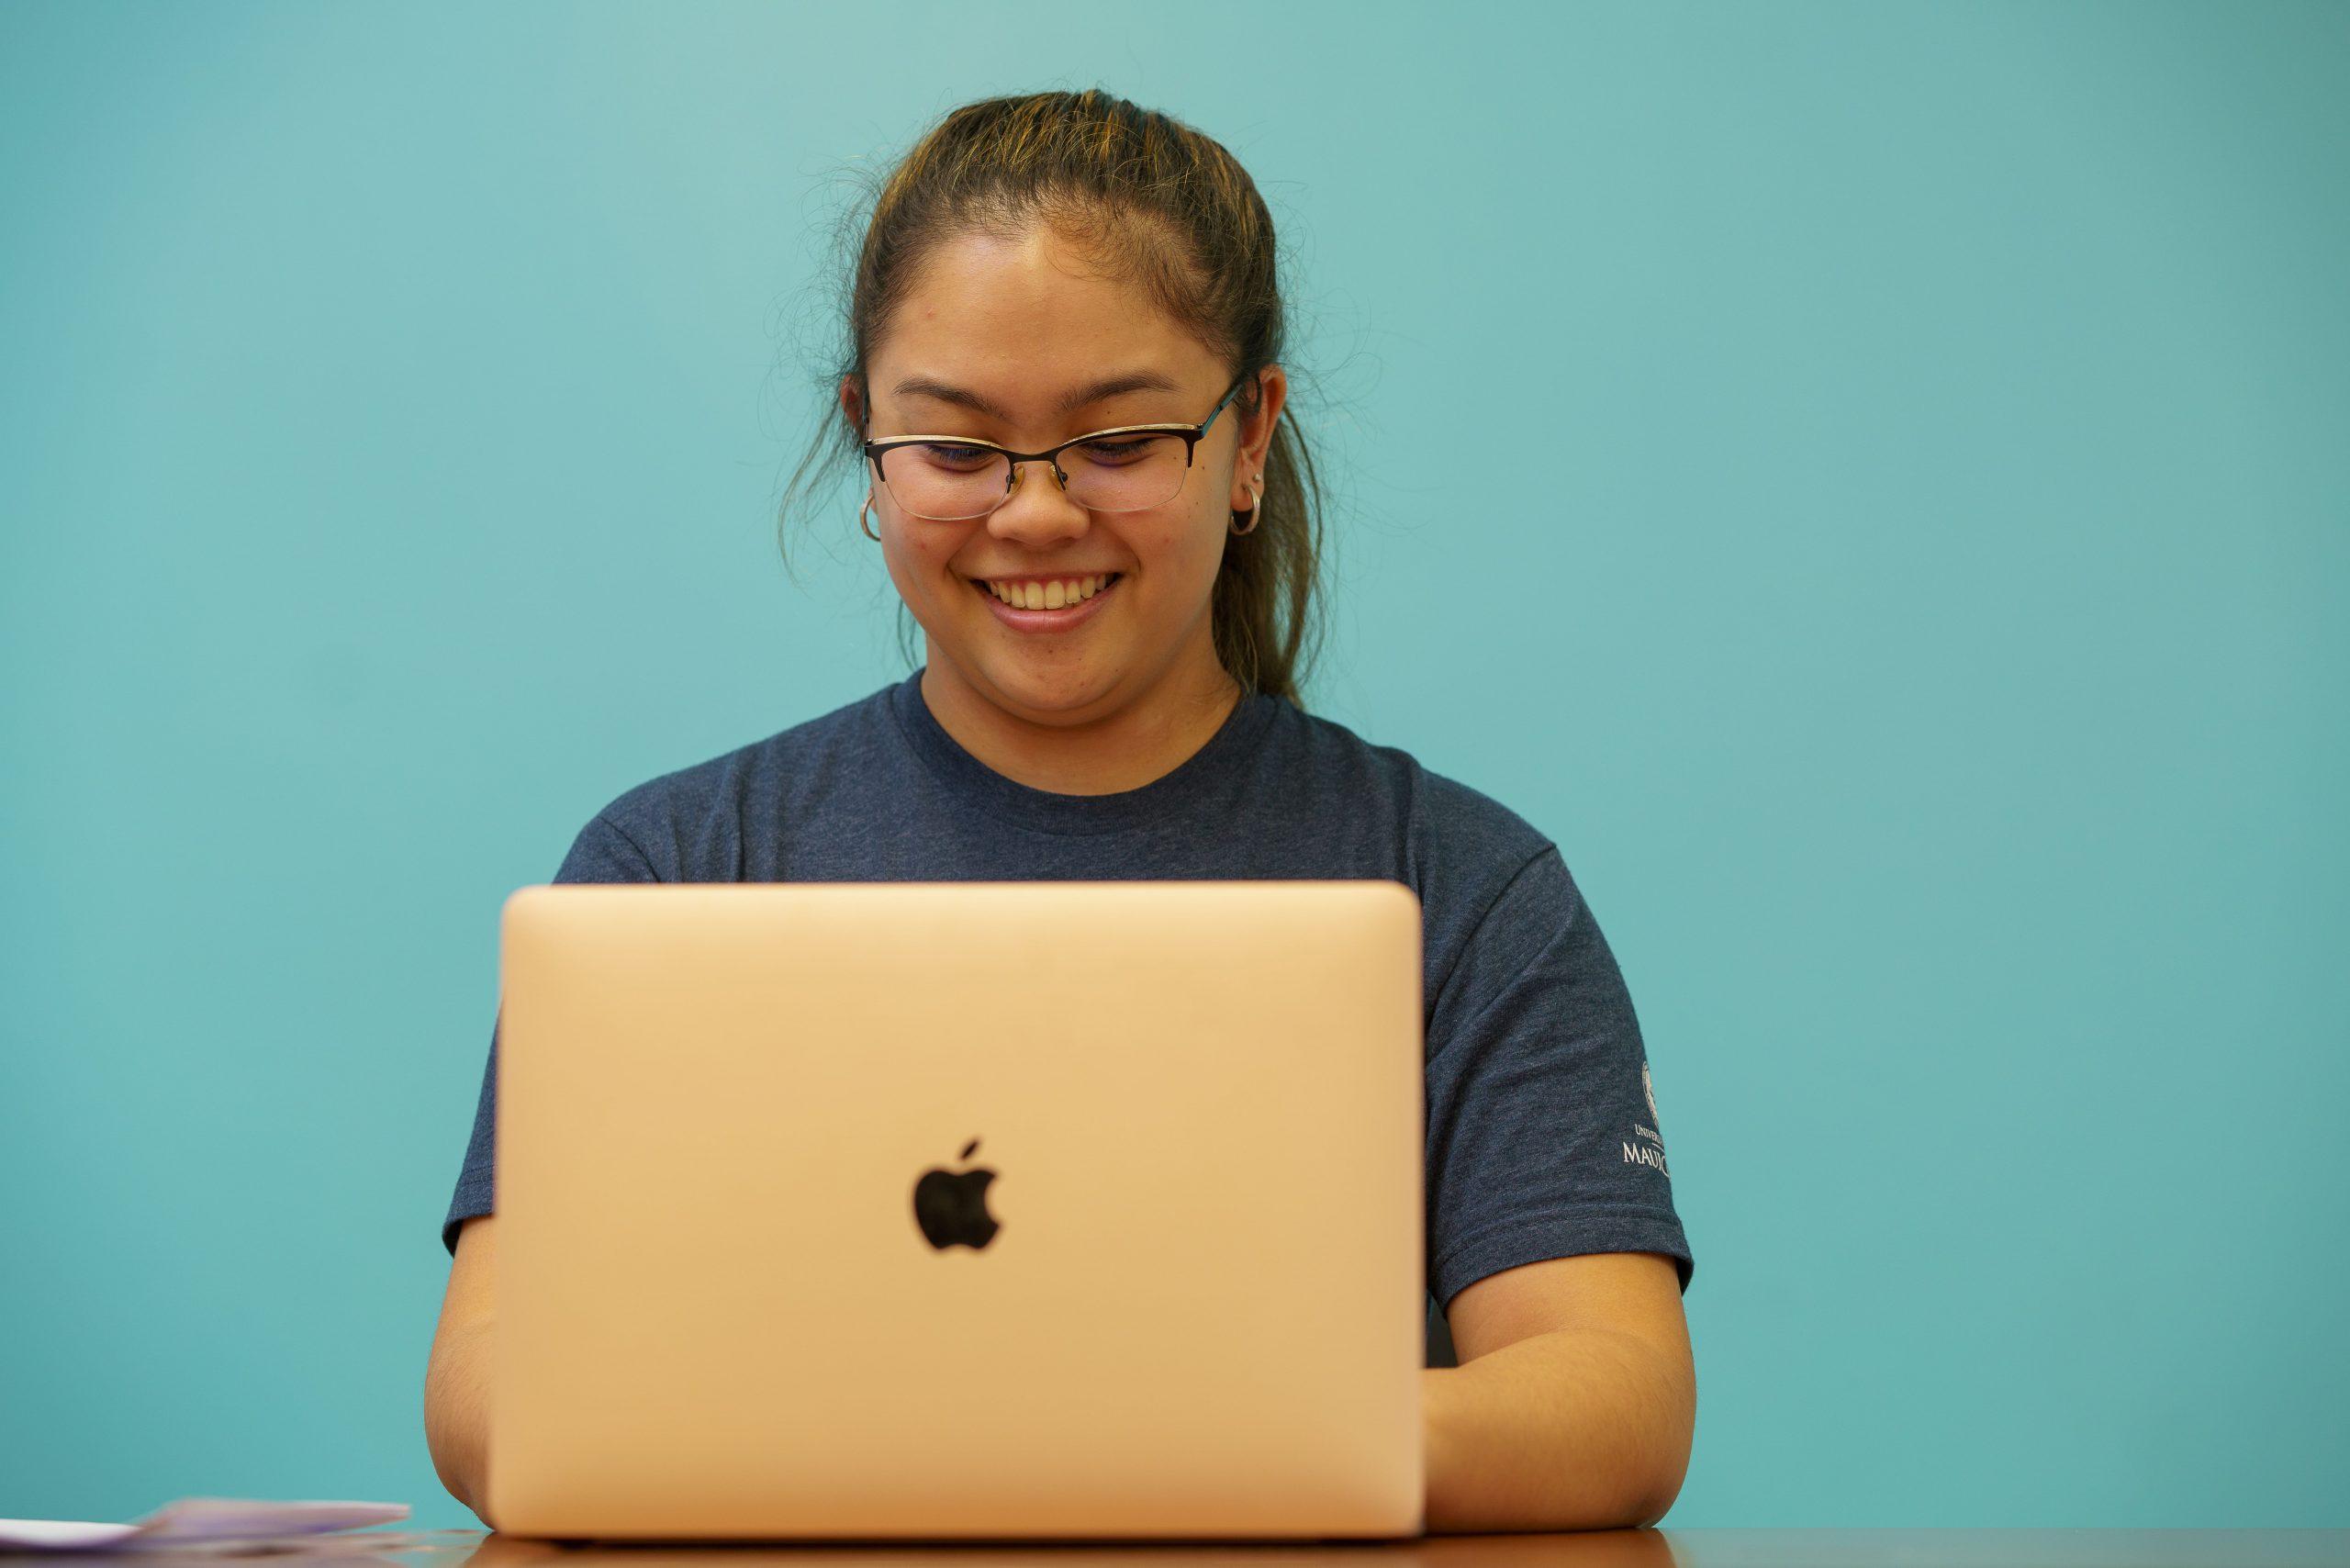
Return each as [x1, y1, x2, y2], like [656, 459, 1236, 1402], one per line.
[889, 370, 1183, 424]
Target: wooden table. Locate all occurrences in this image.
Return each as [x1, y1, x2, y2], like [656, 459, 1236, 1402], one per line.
[37, 1529, 2343, 1568]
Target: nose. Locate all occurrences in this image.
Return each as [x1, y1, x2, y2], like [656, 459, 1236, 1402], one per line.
[986, 456, 1091, 545]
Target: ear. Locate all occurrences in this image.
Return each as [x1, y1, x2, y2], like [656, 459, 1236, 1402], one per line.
[838, 373, 867, 440]
[1229, 364, 1287, 510]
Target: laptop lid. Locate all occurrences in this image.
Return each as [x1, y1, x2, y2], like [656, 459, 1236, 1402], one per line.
[487, 879, 1426, 1540]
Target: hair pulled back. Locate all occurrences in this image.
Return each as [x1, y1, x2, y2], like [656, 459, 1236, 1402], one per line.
[778, 87, 1327, 705]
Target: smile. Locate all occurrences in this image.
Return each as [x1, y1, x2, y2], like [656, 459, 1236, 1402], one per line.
[973, 573, 1118, 609]
[968, 572, 1124, 631]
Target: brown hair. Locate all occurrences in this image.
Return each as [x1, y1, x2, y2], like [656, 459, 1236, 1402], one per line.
[776, 87, 1328, 707]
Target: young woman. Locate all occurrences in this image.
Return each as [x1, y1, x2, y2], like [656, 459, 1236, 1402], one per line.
[426, 88, 1695, 1534]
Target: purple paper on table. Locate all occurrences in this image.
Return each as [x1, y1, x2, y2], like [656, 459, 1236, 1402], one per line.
[0, 1500, 410, 1553]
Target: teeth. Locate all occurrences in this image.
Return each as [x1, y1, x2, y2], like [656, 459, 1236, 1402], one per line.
[988, 573, 1110, 609]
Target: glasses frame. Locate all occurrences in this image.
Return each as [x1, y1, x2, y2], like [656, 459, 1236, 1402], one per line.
[861, 370, 1254, 521]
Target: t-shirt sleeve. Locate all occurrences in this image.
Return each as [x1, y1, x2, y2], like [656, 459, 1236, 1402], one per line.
[1423, 844, 1694, 1308]
[439, 811, 664, 1255]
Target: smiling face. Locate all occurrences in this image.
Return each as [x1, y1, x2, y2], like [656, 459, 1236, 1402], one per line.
[843, 219, 1282, 730]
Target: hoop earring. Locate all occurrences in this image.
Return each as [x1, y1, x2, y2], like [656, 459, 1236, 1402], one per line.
[1230, 476, 1264, 536]
[859, 490, 879, 543]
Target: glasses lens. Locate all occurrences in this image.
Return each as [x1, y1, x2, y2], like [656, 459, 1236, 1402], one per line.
[1061, 432, 1190, 512]
[881, 442, 1013, 521]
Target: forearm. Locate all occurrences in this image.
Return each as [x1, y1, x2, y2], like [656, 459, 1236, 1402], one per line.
[423, 1316, 495, 1527]
[1422, 1325, 1694, 1532]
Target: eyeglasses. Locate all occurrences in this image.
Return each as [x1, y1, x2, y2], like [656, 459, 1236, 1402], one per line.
[861, 371, 1251, 522]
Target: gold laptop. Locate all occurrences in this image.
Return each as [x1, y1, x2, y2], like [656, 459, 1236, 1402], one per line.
[488, 879, 1426, 1540]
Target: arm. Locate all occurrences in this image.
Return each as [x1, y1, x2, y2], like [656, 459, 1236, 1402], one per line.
[1422, 1251, 1695, 1532]
[423, 1214, 498, 1528]
[423, 812, 666, 1524]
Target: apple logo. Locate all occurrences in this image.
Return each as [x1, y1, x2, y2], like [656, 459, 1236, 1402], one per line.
[912, 1137, 1001, 1250]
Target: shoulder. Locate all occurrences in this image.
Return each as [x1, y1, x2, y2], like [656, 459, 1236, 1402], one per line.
[1265, 698, 1565, 940]
[1266, 701, 1597, 1046]
[1270, 698, 1559, 875]
[570, 682, 896, 880]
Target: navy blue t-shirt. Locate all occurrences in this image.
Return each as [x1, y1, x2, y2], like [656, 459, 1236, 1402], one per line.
[442, 668, 1692, 1361]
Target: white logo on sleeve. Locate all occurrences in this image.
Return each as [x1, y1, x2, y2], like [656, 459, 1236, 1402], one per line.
[1625, 1057, 1671, 1179]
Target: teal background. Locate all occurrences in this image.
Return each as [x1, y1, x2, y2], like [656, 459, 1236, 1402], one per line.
[3, 0, 2344, 1530]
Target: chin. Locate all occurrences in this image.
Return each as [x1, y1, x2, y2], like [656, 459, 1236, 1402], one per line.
[974, 658, 1121, 716]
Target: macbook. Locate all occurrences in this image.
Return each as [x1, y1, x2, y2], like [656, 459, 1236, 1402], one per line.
[487, 879, 1427, 1540]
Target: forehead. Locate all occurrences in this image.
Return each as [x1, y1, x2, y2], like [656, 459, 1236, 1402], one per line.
[869, 224, 1214, 407]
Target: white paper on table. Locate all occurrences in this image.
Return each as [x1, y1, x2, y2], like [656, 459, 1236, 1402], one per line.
[0, 1500, 410, 1553]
